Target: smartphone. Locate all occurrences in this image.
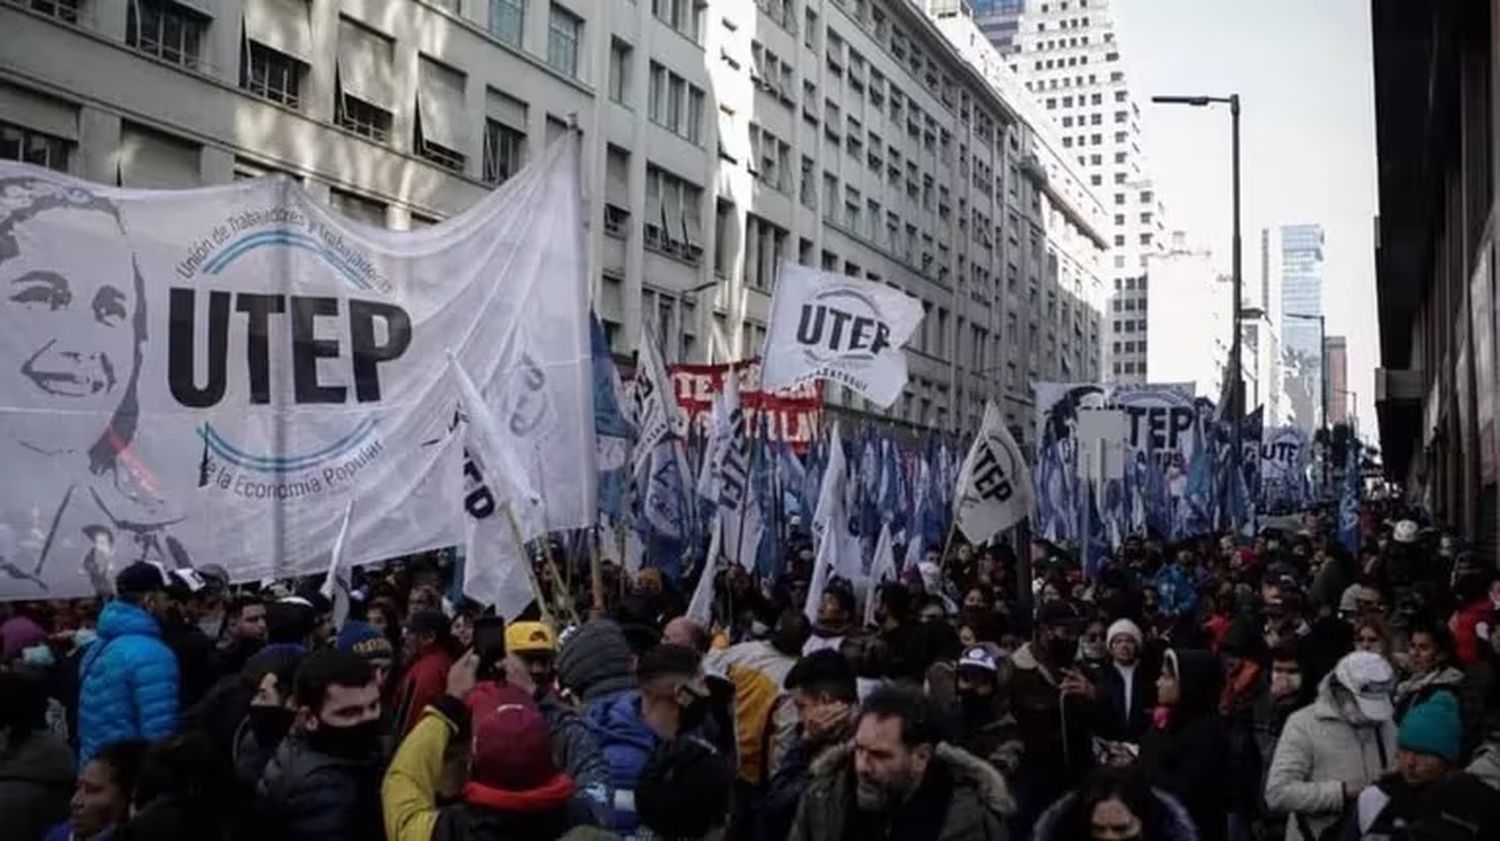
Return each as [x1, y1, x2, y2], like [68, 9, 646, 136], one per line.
[472, 616, 507, 681]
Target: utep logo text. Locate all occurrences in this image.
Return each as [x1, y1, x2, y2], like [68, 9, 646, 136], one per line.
[795, 288, 892, 363]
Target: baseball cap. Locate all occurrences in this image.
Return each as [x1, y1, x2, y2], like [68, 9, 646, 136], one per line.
[1333, 651, 1396, 722]
[1392, 520, 1419, 545]
[505, 621, 557, 655]
[958, 646, 998, 673]
[166, 568, 208, 600]
[465, 683, 562, 790]
[115, 562, 172, 597]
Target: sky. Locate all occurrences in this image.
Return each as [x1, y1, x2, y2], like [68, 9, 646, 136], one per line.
[1110, 0, 1380, 437]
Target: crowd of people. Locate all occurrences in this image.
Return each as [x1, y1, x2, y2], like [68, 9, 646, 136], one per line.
[2, 501, 1500, 840]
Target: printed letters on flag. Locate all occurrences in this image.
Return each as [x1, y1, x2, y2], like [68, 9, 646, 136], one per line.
[955, 402, 1034, 542]
[760, 264, 924, 408]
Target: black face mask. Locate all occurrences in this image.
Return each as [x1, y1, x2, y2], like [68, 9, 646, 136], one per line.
[959, 691, 993, 724]
[678, 691, 711, 733]
[248, 706, 294, 748]
[306, 717, 381, 760]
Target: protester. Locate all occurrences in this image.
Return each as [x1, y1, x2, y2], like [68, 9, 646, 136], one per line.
[950, 645, 1023, 777]
[1264, 651, 1398, 841]
[1393, 619, 1466, 723]
[663, 616, 712, 654]
[394, 609, 457, 736]
[631, 736, 736, 841]
[1140, 648, 1230, 841]
[257, 648, 385, 840]
[160, 569, 219, 709]
[0, 670, 74, 839]
[787, 683, 1012, 840]
[763, 649, 861, 841]
[707, 608, 808, 790]
[1093, 617, 1155, 743]
[337, 619, 397, 692]
[1350, 614, 1394, 661]
[587, 643, 711, 832]
[232, 648, 304, 789]
[117, 731, 236, 841]
[43, 739, 148, 841]
[501, 623, 612, 809]
[557, 619, 638, 715]
[382, 652, 597, 840]
[77, 562, 181, 763]
[1033, 766, 1199, 841]
[213, 594, 267, 677]
[804, 580, 859, 655]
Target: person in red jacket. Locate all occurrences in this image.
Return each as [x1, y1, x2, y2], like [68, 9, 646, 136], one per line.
[1450, 571, 1499, 666]
[393, 610, 456, 736]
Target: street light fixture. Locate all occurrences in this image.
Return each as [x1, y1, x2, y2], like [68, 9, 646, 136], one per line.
[1152, 93, 1243, 482]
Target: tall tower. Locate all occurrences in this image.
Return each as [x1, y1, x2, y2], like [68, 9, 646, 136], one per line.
[971, 0, 1169, 384]
[1280, 223, 1326, 432]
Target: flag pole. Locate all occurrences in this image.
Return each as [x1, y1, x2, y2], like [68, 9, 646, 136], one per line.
[501, 502, 556, 627]
[589, 525, 606, 618]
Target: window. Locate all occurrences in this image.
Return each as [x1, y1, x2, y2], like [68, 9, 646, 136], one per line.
[608, 39, 632, 104]
[0, 120, 70, 171]
[483, 90, 527, 184]
[23, 0, 81, 23]
[329, 188, 386, 227]
[336, 18, 396, 142]
[415, 57, 469, 172]
[240, 42, 303, 108]
[647, 62, 706, 144]
[644, 165, 704, 263]
[1140, 190, 1154, 203]
[654, 0, 704, 42]
[127, 0, 207, 69]
[490, 0, 524, 46]
[800, 155, 815, 208]
[547, 4, 582, 78]
[805, 8, 818, 50]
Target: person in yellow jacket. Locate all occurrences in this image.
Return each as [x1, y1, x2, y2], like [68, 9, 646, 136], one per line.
[382, 653, 602, 841]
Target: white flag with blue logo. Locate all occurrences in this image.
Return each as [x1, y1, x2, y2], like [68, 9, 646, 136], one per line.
[760, 264, 924, 408]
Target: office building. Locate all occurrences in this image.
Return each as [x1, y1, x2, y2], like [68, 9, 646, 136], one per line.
[1279, 223, 1325, 433]
[1325, 335, 1348, 426]
[970, 0, 1169, 383]
[0, 0, 1107, 442]
[1144, 232, 1227, 399]
[1372, 0, 1497, 543]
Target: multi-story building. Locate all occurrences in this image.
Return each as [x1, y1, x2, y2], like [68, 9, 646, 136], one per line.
[1144, 232, 1227, 399]
[1325, 335, 1348, 425]
[1251, 227, 1289, 425]
[1372, 0, 1497, 544]
[1279, 222, 1325, 432]
[971, 0, 1168, 384]
[0, 0, 1105, 442]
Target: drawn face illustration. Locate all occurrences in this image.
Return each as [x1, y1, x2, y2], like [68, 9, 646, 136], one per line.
[3, 205, 137, 418]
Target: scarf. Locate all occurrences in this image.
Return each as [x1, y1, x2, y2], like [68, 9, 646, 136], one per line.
[1395, 666, 1464, 703]
[1219, 660, 1262, 714]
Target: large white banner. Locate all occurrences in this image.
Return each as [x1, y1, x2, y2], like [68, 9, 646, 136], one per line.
[0, 138, 592, 599]
[955, 401, 1034, 542]
[760, 263, 924, 408]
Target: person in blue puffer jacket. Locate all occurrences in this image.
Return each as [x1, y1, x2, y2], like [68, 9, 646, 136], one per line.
[77, 562, 180, 764]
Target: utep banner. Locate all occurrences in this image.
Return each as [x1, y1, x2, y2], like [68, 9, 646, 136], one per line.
[955, 401, 1034, 542]
[760, 263, 924, 408]
[670, 358, 822, 451]
[1260, 426, 1309, 511]
[0, 138, 592, 599]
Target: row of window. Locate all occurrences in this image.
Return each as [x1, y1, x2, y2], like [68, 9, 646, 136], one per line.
[646, 62, 706, 146]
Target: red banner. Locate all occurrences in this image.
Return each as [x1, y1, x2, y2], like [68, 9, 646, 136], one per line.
[668, 358, 823, 451]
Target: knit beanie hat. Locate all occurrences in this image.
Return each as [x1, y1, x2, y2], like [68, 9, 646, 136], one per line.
[556, 620, 636, 702]
[1106, 618, 1143, 648]
[1397, 692, 1462, 763]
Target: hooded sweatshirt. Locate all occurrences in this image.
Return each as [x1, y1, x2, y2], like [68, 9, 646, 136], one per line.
[1141, 649, 1230, 841]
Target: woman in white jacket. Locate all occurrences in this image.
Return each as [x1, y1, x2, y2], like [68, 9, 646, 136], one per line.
[1264, 651, 1397, 841]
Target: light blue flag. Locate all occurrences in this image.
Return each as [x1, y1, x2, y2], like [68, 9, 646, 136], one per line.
[1338, 438, 1361, 554]
[590, 313, 633, 524]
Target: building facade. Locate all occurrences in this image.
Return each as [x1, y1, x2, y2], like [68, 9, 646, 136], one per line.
[971, 0, 1168, 384]
[1144, 232, 1227, 399]
[1372, 0, 1497, 544]
[0, 0, 1106, 443]
[1325, 335, 1348, 426]
[1278, 222, 1325, 433]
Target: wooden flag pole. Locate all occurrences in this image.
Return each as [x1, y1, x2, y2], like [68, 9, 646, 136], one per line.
[589, 526, 606, 618]
[501, 502, 555, 627]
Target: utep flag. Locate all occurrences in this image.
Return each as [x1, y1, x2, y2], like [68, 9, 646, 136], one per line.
[760, 263, 924, 408]
[592, 313, 634, 524]
[956, 402, 1034, 542]
[0, 137, 592, 599]
[630, 325, 679, 478]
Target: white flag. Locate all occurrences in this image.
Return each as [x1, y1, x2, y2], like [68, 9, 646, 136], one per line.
[802, 511, 837, 623]
[863, 522, 896, 629]
[760, 263, 925, 408]
[630, 328, 680, 478]
[319, 500, 355, 630]
[813, 423, 847, 535]
[450, 356, 543, 618]
[687, 514, 721, 625]
[955, 401, 1035, 543]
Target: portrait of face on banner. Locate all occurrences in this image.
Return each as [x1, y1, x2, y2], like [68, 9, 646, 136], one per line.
[0, 141, 592, 599]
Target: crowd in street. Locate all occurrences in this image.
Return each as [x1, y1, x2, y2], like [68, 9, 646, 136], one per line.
[3, 501, 1500, 840]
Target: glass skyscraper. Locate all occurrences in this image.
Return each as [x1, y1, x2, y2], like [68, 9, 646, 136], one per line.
[1280, 223, 1325, 432]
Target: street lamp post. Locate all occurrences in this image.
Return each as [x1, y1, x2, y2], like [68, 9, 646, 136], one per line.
[1152, 94, 1242, 486]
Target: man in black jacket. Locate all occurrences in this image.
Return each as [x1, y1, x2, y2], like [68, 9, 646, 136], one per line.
[258, 649, 385, 841]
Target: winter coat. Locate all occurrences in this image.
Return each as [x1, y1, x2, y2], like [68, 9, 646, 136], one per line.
[584, 691, 660, 832]
[257, 730, 384, 841]
[1140, 650, 1231, 841]
[77, 600, 179, 763]
[1263, 676, 1396, 841]
[707, 639, 800, 785]
[760, 707, 856, 841]
[160, 620, 215, 710]
[1352, 771, 1500, 840]
[534, 689, 611, 799]
[787, 740, 1013, 841]
[0, 729, 74, 841]
[1001, 642, 1095, 820]
[1032, 787, 1198, 841]
[382, 696, 597, 841]
[1451, 599, 1491, 665]
[1091, 658, 1157, 742]
[394, 646, 455, 737]
[1468, 739, 1500, 790]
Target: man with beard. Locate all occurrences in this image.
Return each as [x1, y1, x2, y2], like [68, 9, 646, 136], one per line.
[1000, 599, 1095, 840]
[788, 684, 1012, 841]
[951, 647, 1022, 780]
